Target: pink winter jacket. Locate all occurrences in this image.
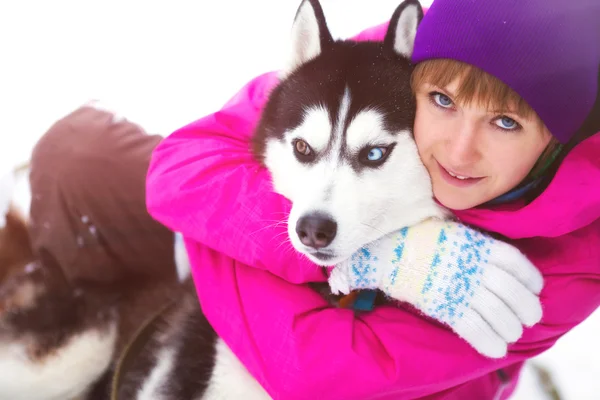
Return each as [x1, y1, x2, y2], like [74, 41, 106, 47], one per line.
[146, 23, 600, 400]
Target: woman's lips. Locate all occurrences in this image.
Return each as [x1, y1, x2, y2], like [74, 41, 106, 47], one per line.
[436, 160, 485, 187]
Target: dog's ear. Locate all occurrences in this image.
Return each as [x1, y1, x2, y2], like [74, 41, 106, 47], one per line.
[384, 0, 424, 59]
[279, 0, 333, 79]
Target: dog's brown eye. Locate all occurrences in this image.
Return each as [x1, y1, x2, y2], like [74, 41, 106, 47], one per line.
[294, 139, 311, 156]
[293, 139, 316, 163]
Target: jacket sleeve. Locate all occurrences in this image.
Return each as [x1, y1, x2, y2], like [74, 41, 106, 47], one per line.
[146, 72, 325, 284]
[190, 240, 600, 400]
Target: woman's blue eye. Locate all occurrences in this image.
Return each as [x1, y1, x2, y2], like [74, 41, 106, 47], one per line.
[367, 147, 385, 161]
[433, 93, 453, 108]
[495, 116, 519, 130]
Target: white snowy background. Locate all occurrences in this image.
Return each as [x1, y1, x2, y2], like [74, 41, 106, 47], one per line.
[0, 1, 598, 399]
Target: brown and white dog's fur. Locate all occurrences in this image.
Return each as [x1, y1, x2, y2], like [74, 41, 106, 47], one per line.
[0, 0, 425, 399]
[0, 204, 118, 400]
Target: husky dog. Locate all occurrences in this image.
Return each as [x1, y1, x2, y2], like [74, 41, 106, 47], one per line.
[252, 0, 445, 267]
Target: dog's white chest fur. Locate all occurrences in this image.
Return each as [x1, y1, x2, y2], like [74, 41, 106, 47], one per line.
[0, 323, 117, 400]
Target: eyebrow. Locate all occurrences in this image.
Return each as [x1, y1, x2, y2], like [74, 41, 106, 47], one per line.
[489, 108, 526, 118]
[427, 83, 531, 119]
[428, 84, 457, 98]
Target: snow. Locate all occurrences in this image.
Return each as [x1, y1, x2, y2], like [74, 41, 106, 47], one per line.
[0, 1, 598, 399]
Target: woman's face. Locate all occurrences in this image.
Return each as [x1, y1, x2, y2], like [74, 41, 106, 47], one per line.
[414, 79, 553, 210]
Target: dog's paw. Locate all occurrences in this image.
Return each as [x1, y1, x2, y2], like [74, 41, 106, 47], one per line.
[328, 265, 351, 295]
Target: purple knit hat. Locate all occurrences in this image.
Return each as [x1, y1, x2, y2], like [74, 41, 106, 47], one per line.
[412, 0, 600, 144]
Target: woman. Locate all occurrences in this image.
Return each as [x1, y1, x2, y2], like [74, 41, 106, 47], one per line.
[145, 0, 600, 399]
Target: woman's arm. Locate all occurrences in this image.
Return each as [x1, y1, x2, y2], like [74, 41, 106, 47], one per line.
[146, 72, 324, 284]
[190, 240, 600, 400]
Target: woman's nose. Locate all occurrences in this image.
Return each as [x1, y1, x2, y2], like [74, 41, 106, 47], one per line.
[446, 121, 480, 165]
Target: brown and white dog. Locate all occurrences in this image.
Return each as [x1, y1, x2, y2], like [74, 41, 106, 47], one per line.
[0, 166, 191, 400]
[0, 173, 119, 400]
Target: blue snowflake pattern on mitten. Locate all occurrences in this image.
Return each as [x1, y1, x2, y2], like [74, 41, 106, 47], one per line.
[349, 227, 409, 291]
[349, 247, 379, 289]
[385, 227, 409, 293]
[422, 224, 494, 326]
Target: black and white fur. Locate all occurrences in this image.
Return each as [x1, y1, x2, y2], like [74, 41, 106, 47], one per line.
[253, 0, 445, 266]
[118, 1, 442, 399]
[0, 1, 445, 399]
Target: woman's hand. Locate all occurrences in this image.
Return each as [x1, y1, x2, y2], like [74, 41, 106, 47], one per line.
[328, 218, 544, 358]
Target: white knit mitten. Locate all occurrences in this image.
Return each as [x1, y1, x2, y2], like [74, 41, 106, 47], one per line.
[328, 218, 544, 358]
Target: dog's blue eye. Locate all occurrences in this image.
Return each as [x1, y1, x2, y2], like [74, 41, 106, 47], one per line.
[367, 147, 385, 161]
[359, 145, 393, 167]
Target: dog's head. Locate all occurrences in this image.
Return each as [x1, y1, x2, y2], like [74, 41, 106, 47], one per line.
[252, 0, 443, 266]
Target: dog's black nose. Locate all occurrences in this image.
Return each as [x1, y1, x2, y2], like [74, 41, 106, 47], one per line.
[296, 214, 337, 249]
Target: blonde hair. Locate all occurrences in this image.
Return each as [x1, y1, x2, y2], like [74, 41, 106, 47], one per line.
[411, 59, 561, 177]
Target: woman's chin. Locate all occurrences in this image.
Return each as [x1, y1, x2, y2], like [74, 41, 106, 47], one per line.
[433, 188, 484, 211]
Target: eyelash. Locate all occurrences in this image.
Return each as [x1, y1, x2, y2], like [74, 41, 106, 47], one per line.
[428, 91, 455, 111]
[427, 91, 523, 132]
